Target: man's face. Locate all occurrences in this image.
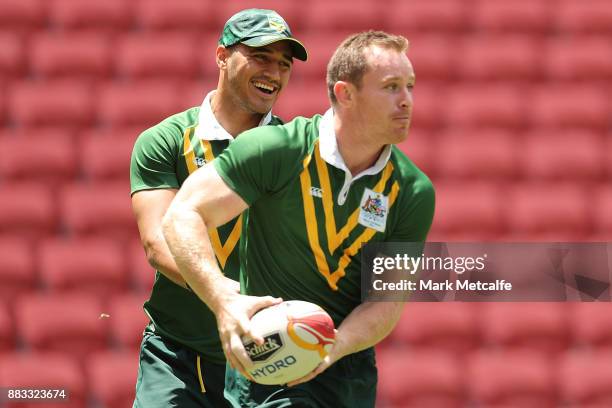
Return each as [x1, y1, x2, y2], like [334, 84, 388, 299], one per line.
[353, 45, 415, 145]
[224, 42, 293, 115]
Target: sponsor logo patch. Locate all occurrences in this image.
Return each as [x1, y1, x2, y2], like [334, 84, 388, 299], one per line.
[244, 333, 283, 362]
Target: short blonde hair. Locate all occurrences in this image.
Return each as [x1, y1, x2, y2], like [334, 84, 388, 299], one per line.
[326, 30, 409, 104]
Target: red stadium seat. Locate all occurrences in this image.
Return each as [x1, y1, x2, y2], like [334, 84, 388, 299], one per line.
[528, 85, 609, 130]
[0, 238, 36, 302]
[0, 33, 26, 78]
[108, 293, 147, 350]
[0, 183, 57, 241]
[383, 0, 468, 34]
[459, 35, 541, 80]
[521, 129, 604, 180]
[506, 183, 590, 237]
[116, 33, 199, 80]
[97, 80, 181, 128]
[128, 239, 155, 293]
[410, 84, 443, 130]
[377, 349, 463, 408]
[559, 351, 612, 406]
[38, 238, 128, 295]
[134, 0, 214, 32]
[15, 293, 108, 357]
[431, 182, 504, 238]
[303, 0, 382, 31]
[471, 0, 551, 33]
[594, 186, 612, 235]
[49, 0, 133, 32]
[0, 301, 14, 352]
[390, 303, 478, 354]
[292, 32, 352, 82]
[570, 303, 612, 348]
[0, 352, 86, 408]
[444, 85, 525, 129]
[59, 182, 137, 242]
[29, 33, 112, 79]
[545, 37, 612, 81]
[555, 0, 612, 34]
[86, 350, 140, 408]
[407, 35, 458, 81]
[468, 350, 556, 407]
[0, 133, 77, 185]
[80, 133, 134, 182]
[396, 128, 435, 177]
[273, 82, 329, 122]
[435, 128, 517, 180]
[0, 0, 46, 33]
[479, 303, 569, 353]
[9, 80, 95, 129]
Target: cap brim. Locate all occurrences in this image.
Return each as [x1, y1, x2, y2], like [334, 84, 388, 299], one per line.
[241, 36, 308, 62]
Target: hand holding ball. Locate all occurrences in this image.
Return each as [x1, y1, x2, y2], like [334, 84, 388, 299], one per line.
[242, 300, 336, 385]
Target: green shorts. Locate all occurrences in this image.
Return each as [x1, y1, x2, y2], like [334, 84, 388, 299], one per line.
[224, 348, 377, 408]
[133, 327, 231, 408]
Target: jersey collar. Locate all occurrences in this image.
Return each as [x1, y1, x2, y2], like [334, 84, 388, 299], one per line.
[318, 108, 392, 178]
[194, 90, 273, 141]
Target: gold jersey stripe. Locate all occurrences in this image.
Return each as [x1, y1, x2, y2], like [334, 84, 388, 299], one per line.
[183, 127, 198, 173]
[300, 141, 401, 290]
[313, 141, 395, 254]
[181, 131, 241, 269]
[300, 152, 335, 286]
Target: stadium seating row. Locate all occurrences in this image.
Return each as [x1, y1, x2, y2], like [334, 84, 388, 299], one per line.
[1, 128, 610, 185]
[2, 31, 612, 81]
[2, 0, 612, 34]
[4, 300, 612, 358]
[0, 350, 138, 408]
[376, 348, 612, 407]
[0, 81, 610, 130]
[1, 183, 610, 243]
[0, 237, 154, 301]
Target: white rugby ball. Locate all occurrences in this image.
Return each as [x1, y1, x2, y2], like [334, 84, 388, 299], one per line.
[242, 300, 336, 385]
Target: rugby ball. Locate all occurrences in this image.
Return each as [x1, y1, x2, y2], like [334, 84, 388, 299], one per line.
[242, 300, 336, 385]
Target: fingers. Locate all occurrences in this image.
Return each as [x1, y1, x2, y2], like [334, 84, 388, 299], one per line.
[287, 356, 332, 387]
[247, 295, 282, 315]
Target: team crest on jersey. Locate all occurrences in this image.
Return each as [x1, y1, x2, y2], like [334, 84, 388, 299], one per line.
[358, 188, 388, 232]
[193, 157, 206, 168]
[310, 186, 323, 198]
[268, 16, 287, 33]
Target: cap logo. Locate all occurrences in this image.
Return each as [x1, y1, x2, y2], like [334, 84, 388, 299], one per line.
[268, 16, 287, 33]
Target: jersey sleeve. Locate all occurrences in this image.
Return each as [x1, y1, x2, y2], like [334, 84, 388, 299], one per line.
[389, 174, 436, 242]
[130, 125, 181, 195]
[213, 124, 306, 205]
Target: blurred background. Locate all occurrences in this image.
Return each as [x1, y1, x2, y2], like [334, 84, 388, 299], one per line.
[0, 0, 611, 406]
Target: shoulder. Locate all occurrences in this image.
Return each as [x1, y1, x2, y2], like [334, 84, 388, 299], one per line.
[390, 145, 435, 200]
[136, 106, 200, 147]
[234, 115, 321, 157]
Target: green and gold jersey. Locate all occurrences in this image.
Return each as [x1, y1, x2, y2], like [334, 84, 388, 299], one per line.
[130, 91, 283, 363]
[214, 110, 435, 326]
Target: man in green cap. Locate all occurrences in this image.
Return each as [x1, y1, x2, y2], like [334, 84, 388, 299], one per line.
[130, 8, 307, 408]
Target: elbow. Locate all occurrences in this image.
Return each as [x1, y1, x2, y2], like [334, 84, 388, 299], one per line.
[141, 235, 165, 271]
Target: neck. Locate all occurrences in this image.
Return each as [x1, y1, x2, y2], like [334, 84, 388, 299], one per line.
[210, 89, 265, 137]
[334, 112, 384, 176]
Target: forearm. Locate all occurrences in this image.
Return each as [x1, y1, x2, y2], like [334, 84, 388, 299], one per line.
[162, 204, 232, 313]
[334, 301, 404, 358]
[143, 228, 187, 287]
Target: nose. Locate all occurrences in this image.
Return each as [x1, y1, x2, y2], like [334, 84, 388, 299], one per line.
[399, 88, 413, 109]
[263, 62, 282, 83]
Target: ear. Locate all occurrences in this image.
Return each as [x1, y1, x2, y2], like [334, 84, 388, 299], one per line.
[216, 45, 230, 69]
[333, 81, 354, 108]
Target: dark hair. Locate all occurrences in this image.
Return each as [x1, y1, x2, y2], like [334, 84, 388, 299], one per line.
[326, 30, 409, 105]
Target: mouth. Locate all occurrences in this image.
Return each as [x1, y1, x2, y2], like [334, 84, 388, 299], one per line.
[251, 80, 278, 97]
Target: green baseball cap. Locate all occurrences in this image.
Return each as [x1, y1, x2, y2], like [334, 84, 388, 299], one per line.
[219, 8, 308, 61]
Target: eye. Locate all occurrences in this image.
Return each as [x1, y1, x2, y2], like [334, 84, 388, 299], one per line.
[386, 83, 399, 91]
